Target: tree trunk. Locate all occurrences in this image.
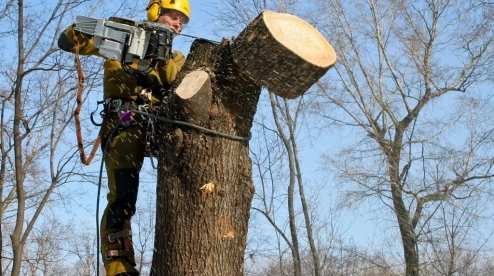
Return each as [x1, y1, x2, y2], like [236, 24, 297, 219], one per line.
[11, 1, 26, 275]
[391, 179, 419, 276]
[151, 39, 261, 275]
[152, 10, 336, 275]
[388, 137, 419, 276]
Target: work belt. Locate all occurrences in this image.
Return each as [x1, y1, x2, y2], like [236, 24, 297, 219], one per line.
[103, 98, 160, 158]
[104, 98, 160, 118]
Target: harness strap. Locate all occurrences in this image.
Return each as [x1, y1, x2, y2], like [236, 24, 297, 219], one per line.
[102, 221, 137, 266]
[104, 249, 135, 260]
[101, 229, 132, 244]
[105, 98, 139, 111]
[104, 98, 161, 158]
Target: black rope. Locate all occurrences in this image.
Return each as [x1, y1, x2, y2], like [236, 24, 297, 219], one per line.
[130, 108, 251, 141]
[95, 150, 104, 276]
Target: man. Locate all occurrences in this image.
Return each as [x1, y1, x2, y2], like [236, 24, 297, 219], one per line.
[58, 1, 190, 275]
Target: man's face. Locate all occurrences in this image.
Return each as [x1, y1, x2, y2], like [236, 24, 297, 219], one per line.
[157, 10, 188, 33]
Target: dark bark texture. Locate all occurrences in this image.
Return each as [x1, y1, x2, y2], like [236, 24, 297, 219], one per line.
[151, 39, 261, 276]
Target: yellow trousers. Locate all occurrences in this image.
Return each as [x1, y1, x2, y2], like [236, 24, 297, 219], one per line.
[100, 114, 144, 276]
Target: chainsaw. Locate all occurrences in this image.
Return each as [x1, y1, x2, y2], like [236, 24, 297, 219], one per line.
[72, 15, 174, 76]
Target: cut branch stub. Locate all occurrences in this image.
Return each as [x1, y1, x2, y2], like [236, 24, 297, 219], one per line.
[174, 69, 212, 125]
[231, 10, 337, 99]
[176, 70, 210, 100]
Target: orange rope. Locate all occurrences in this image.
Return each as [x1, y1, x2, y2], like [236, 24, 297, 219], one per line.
[73, 34, 105, 165]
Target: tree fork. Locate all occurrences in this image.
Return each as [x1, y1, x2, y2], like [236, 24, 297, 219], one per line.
[152, 39, 261, 275]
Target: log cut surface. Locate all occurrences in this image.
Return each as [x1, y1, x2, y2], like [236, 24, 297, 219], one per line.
[265, 12, 335, 68]
[174, 69, 212, 125]
[175, 70, 210, 100]
[231, 10, 337, 99]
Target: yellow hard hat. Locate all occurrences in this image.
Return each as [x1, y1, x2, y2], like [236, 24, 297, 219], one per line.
[147, 0, 190, 23]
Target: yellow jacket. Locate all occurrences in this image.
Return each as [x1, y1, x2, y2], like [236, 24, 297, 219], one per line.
[58, 26, 185, 103]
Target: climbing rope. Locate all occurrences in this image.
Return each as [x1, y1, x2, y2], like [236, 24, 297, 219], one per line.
[73, 34, 106, 165]
[130, 108, 251, 141]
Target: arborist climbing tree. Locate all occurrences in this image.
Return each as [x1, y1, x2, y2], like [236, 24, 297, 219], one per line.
[57, 0, 336, 274]
[57, 1, 191, 275]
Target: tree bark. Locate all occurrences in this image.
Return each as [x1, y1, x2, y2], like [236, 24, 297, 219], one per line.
[152, 39, 261, 275]
[231, 10, 336, 99]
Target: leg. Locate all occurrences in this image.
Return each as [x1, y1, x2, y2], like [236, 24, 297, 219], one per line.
[101, 121, 145, 276]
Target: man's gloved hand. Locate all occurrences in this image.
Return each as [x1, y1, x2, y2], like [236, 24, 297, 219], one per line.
[156, 50, 185, 83]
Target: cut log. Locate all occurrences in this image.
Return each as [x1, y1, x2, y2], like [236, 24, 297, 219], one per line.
[231, 10, 337, 99]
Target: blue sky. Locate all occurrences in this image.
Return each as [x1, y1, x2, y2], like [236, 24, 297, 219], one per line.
[7, 1, 494, 272]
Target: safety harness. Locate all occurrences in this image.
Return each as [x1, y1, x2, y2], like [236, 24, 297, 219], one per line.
[74, 35, 167, 164]
[96, 95, 162, 158]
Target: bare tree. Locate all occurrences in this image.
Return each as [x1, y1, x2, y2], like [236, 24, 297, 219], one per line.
[210, 1, 343, 276]
[248, 92, 326, 276]
[0, 0, 121, 274]
[5, 1, 82, 272]
[70, 227, 98, 276]
[21, 212, 75, 276]
[311, 0, 494, 275]
[418, 195, 494, 275]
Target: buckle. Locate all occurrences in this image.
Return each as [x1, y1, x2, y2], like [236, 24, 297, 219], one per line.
[110, 99, 123, 112]
[104, 98, 123, 112]
[102, 229, 132, 244]
[105, 252, 113, 260]
[138, 87, 153, 102]
[104, 249, 135, 260]
[107, 233, 116, 243]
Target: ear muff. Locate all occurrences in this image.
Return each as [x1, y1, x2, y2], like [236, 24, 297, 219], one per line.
[146, 1, 161, 22]
[146, 0, 190, 23]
